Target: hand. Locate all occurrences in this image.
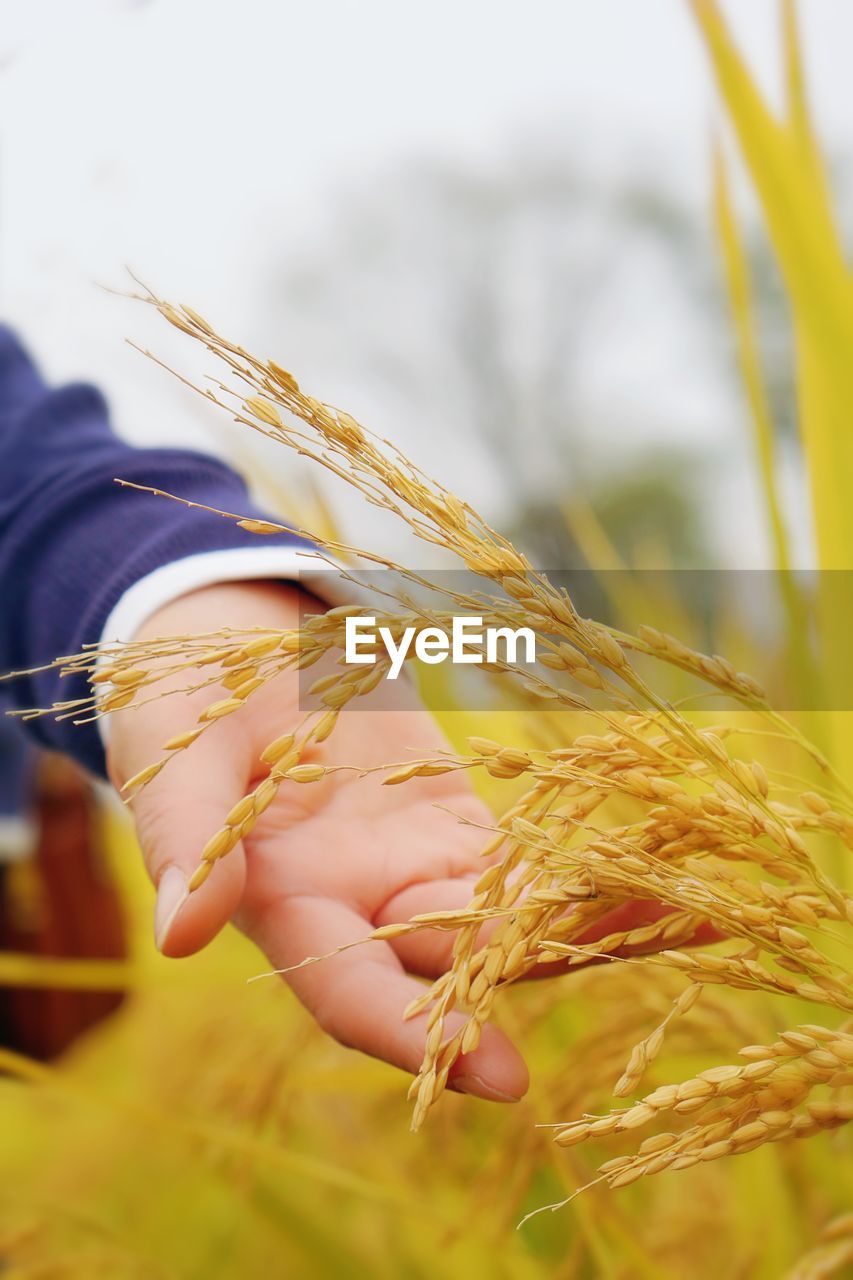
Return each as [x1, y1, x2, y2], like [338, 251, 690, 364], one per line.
[108, 581, 529, 1103]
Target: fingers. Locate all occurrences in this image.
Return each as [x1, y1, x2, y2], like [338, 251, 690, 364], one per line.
[247, 894, 529, 1103]
[378, 882, 722, 981]
[526, 901, 722, 979]
[374, 876, 487, 977]
[576, 899, 721, 958]
[113, 729, 251, 958]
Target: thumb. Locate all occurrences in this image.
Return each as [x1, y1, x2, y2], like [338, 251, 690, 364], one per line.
[113, 731, 250, 958]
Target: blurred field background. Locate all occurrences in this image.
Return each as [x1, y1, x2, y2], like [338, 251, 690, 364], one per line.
[1, 2, 853, 1277]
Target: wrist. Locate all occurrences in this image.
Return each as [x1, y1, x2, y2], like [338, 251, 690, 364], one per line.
[132, 579, 323, 645]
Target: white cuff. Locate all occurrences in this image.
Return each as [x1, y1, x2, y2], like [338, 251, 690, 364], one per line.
[96, 546, 351, 747]
[99, 546, 348, 649]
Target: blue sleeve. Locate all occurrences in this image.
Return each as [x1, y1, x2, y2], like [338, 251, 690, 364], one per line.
[0, 325, 310, 778]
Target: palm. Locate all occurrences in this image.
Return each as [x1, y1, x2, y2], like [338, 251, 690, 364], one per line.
[242, 708, 488, 924]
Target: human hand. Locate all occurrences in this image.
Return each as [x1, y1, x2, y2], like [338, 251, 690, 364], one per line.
[108, 580, 529, 1103]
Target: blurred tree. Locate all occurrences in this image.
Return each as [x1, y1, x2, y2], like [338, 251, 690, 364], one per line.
[268, 143, 804, 570]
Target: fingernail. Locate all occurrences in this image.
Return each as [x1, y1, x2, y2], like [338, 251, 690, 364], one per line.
[452, 1073, 521, 1103]
[154, 866, 188, 951]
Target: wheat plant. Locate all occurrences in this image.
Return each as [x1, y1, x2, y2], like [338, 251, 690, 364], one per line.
[11, 274, 852, 1228]
[4, 2, 852, 1269]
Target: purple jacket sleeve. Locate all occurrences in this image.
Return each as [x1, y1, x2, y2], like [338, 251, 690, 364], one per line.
[0, 325, 310, 778]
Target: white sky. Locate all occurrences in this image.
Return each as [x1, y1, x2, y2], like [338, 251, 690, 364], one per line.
[0, 0, 848, 565]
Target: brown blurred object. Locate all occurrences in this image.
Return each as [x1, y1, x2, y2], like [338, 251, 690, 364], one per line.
[0, 754, 127, 1059]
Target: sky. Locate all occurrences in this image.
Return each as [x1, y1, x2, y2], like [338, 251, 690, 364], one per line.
[0, 0, 848, 564]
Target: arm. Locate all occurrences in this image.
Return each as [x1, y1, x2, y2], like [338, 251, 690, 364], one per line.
[0, 324, 322, 774]
[0, 327, 528, 1102]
